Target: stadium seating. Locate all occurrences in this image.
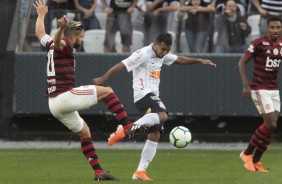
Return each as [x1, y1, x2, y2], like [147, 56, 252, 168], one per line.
[96, 12, 107, 30]
[115, 30, 144, 53]
[83, 29, 105, 53]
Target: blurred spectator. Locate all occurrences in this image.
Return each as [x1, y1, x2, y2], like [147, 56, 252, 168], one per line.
[213, 0, 251, 53]
[45, 0, 70, 35]
[96, 0, 110, 13]
[175, 0, 186, 52]
[131, 0, 147, 31]
[143, 0, 180, 46]
[74, 0, 101, 52]
[102, 0, 137, 52]
[251, 0, 282, 36]
[179, 0, 215, 53]
[214, 0, 246, 15]
[74, 0, 101, 30]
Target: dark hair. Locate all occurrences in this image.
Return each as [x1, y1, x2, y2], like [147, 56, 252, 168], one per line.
[267, 16, 282, 26]
[155, 33, 172, 46]
[64, 21, 84, 36]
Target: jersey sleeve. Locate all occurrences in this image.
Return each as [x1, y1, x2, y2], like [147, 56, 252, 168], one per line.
[163, 53, 177, 66]
[121, 49, 148, 72]
[245, 39, 259, 59]
[40, 34, 53, 48]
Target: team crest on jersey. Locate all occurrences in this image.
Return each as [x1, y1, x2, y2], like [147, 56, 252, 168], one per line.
[265, 104, 271, 110]
[262, 42, 270, 45]
[273, 48, 279, 55]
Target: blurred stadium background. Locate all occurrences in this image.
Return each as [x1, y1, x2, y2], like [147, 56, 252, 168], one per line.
[0, 0, 282, 144]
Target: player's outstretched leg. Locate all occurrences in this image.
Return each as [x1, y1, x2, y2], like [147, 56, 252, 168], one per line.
[108, 123, 148, 146]
[108, 113, 160, 146]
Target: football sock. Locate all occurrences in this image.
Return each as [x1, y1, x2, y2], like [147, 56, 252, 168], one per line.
[245, 123, 272, 155]
[137, 140, 158, 171]
[253, 124, 272, 162]
[253, 149, 263, 163]
[103, 92, 129, 126]
[133, 113, 160, 127]
[81, 137, 104, 175]
[244, 144, 255, 155]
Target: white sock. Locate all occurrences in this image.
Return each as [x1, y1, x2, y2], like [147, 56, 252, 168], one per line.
[137, 140, 158, 171]
[134, 113, 160, 126]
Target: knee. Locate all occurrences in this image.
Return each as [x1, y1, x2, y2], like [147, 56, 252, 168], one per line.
[148, 131, 160, 142]
[101, 86, 114, 97]
[268, 121, 277, 131]
[78, 123, 91, 138]
[105, 86, 113, 94]
[158, 112, 168, 123]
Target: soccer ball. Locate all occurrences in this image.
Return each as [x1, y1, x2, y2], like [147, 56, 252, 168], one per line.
[169, 126, 192, 148]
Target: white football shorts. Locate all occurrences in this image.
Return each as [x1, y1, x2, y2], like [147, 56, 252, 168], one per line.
[48, 85, 98, 133]
[251, 90, 280, 114]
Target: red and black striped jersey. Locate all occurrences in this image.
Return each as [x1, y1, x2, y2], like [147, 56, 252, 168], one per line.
[245, 35, 282, 90]
[44, 37, 75, 97]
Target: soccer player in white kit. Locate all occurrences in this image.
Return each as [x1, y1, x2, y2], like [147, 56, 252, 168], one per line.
[33, 0, 140, 181]
[238, 16, 282, 173]
[93, 33, 216, 180]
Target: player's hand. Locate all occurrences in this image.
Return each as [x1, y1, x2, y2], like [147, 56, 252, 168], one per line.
[242, 85, 251, 99]
[202, 60, 216, 67]
[33, 0, 48, 16]
[57, 15, 68, 29]
[92, 77, 106, 86]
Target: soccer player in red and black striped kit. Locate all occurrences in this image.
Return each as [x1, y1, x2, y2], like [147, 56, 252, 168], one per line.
[238, 15, 282, 172]
[33, 0, 140, 181]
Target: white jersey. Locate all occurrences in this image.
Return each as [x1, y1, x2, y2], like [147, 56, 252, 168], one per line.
[122, 44, 177, 102]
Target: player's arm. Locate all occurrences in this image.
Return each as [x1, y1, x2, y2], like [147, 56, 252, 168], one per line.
[93, 62, 126, 85]
[53, 16, 67, 50]
[33, 0, 48, 42]
[238, 54, 252, 99]
[174, 56, 216, 67]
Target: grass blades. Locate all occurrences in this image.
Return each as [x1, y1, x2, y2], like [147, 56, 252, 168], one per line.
[0, 148, 282, 184]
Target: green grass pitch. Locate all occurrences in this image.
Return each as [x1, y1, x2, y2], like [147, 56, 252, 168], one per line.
[1, 146, 282, 184]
